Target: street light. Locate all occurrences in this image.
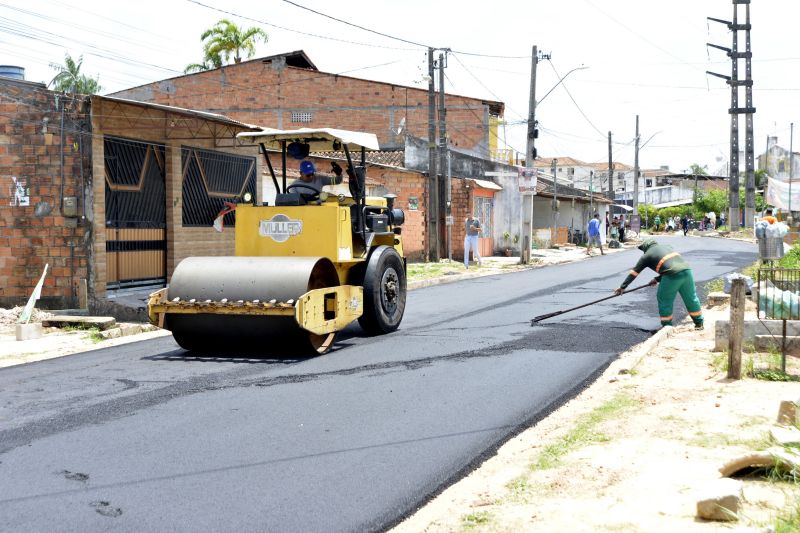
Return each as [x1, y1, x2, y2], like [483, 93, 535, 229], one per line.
[537, 65, 589, 106]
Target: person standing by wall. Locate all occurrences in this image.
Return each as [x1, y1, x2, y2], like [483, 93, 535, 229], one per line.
[464, 215, 482, 269]
[586, 213, 605, 256]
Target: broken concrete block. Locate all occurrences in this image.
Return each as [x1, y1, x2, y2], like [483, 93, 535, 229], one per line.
[706, 292, 730, 307]
[15, 322, 43, 341]
[777, 400, 798, 426]
[696, 478, 742, 521]
[770, 426, 800, 447]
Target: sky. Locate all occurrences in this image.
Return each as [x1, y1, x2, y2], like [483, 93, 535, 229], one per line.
[1, 0, 798, 176]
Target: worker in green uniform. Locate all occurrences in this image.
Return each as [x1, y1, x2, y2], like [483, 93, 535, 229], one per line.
[613, 238, 704, 329]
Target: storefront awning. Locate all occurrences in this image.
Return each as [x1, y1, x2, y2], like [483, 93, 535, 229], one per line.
[465, 178, 503, 191]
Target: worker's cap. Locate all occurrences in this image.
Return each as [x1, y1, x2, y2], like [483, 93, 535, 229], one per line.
[300, 160, 316, 175]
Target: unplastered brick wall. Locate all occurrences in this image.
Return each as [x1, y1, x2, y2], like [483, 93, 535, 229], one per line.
[90, 98, 261, 296]
[110, 58, 498, 155]
[0, 78, 90, 309]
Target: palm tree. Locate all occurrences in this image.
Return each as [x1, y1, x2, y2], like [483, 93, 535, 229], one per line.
[200, 19, 268, 65]
[48, 53, 102, 94]
[184, 53, 224, 74]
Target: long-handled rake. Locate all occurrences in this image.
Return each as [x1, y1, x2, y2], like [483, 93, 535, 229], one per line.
[530, 283, 651, 325]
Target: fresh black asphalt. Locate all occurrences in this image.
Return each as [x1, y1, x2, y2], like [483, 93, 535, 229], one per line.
[0, 235, 757, 532]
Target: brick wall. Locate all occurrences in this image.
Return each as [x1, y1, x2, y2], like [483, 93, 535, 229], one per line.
[91, 98, 261, 299]
[111, 58, 499, 156]
[0, 78, 90, 309]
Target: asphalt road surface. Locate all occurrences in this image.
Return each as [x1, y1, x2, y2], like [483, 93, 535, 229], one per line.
[0, 236, 756, 532]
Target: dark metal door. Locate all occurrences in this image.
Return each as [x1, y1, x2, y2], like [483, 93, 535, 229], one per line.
[104, 136, 167, 290]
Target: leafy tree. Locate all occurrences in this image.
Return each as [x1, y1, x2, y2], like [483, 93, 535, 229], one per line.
[200, 19, 268, 65]
[689, 163, 708, 176]
[48, 53, 102, 94]
[755, 168, 767, 189]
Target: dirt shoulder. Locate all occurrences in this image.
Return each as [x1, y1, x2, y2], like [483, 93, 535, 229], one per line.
[392, 304, 800, 532]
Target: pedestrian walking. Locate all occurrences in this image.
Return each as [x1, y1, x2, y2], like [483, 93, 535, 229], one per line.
[681, 214, 689, 236]
[613, 238, 704, 329]
[586, 213, 605, 256]
[464, 215, 482, 268]
[618, 214, 626, 243]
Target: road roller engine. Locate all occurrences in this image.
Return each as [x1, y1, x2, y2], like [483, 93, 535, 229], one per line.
[147, 128, 407, 354]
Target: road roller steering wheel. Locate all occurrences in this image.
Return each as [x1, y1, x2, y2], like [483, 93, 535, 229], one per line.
[286, 182, 321, 202]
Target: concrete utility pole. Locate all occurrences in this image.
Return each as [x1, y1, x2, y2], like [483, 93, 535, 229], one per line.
[607, 131, 613, 199]
[790, 122, 794, 217]
[707, 1, 757, 231]
[437, 51, 449, 260]
[633, 115, 640, 212]
[526, 45, 538, 165]
[551, 158, 558, 245]
[525, 46, 549, 165]
[427, 47, 439, 261]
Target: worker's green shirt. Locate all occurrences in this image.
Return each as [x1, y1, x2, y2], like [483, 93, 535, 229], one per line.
[620, 243, 690, 289]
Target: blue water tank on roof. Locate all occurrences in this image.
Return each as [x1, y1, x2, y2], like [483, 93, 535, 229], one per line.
[0, 65, 25, 80]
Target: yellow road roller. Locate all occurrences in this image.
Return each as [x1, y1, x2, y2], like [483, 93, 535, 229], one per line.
[147, 128, 406, 354]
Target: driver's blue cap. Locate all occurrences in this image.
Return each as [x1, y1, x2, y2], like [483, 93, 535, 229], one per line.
[300, 161, 315, 175]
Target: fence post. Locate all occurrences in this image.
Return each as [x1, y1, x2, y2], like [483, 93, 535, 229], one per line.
[728, 277, 746, 379]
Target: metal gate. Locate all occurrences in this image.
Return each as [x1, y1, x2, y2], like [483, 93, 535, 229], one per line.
[104, 137, 166, 290]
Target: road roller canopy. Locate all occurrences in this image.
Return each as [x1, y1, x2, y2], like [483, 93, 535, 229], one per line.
[237, 127, 380, 152]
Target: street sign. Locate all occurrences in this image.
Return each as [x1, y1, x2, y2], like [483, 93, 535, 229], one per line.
[519, 167, 537, 192]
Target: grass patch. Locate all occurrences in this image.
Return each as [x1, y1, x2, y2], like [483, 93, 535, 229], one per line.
[530, 393, 638, 471]
[406, 260, 465, 282]
[687, 430, 771, 450]
[461, 510, 492, 530]
[82, 327, 105, 343]
[504, 475, 533, 503]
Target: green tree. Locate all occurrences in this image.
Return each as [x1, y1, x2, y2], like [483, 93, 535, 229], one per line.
[200, 19, 268, 65]
[755, 168, 767, 188]
[689, 163, 708, 176]
[48, 53, 102, 94]
[184, 53, 223, 74]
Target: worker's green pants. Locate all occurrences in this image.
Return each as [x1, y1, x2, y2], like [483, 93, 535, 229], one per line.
[656, 269, 703, 327]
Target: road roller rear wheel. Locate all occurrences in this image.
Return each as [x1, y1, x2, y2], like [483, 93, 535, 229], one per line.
[359, 245, 406, 334]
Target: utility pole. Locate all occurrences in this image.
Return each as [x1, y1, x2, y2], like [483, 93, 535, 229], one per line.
[437, 51, 449, 260]
[633, 115, 640, 213]
[427, 47, 439, 261]
[525, 46, 549, 165]
[607, 131, 613, 199]
[551, 158, 558, 245]
[790, 122, 794, 218]
[707, 1, 756, 231]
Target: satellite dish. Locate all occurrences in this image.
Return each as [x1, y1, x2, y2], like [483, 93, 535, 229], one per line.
[395, 117, 406, 136]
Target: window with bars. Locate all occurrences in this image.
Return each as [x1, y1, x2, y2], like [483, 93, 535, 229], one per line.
[474, 196, 493, 237]
[181, 147, 256, 227]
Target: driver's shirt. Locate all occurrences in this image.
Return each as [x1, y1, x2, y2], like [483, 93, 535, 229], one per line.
[290, 175, 327, 195]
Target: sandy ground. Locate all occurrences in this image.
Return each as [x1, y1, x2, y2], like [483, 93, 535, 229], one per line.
[392, 303, 800, 532]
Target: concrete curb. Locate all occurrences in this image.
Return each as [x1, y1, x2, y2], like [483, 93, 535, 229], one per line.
[407, 245, 637, 291]
[624, 324, 676, 362]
